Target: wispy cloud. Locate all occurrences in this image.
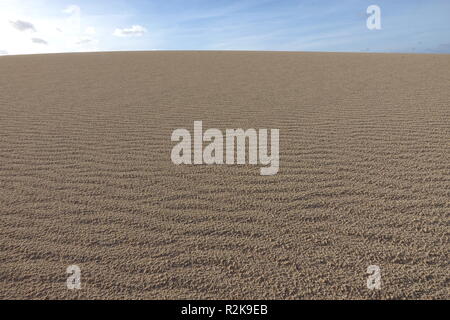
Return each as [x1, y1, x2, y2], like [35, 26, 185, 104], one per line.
[76, 37, 93, 45]
[10, 20, 36, 32]
[31, 37, 48, 45]
[63, 5, 81, 16]
[1, 0, 449, 54]
[113, 25, 147, 37]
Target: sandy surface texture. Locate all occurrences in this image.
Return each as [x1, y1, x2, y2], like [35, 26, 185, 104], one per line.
[0, 51, 448, 299]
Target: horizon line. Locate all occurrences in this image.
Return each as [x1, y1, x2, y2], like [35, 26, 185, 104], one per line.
[2, 49, 449, 58]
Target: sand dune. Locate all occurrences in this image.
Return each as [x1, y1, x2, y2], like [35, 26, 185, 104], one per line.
[0, 51, 448, 299]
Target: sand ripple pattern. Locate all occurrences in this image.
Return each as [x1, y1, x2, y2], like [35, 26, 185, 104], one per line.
[0, 52, 449, 299]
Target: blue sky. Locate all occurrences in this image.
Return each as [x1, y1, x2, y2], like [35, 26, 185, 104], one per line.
[1, 0, 449, 55]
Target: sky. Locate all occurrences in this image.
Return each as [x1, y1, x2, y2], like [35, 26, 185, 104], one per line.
[1, 0, 449, 55]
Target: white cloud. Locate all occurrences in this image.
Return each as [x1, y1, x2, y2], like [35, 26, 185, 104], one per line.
[31, 37, 48, 45]
[62, 4, 81, 33]
[0, 2, 149, 54]
[76, 38, 90, 45]
[113, 25, 147, 37]
[9, 19, 36, 32]
[63, 5, 81, 16]
[0, 50, 8, 55]
[76, 37, 96, 45]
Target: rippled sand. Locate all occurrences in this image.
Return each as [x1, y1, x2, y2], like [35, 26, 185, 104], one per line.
[0, 51, 448, 299]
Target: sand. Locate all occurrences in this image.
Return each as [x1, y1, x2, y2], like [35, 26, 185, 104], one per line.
[0, 51, 448, 299]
